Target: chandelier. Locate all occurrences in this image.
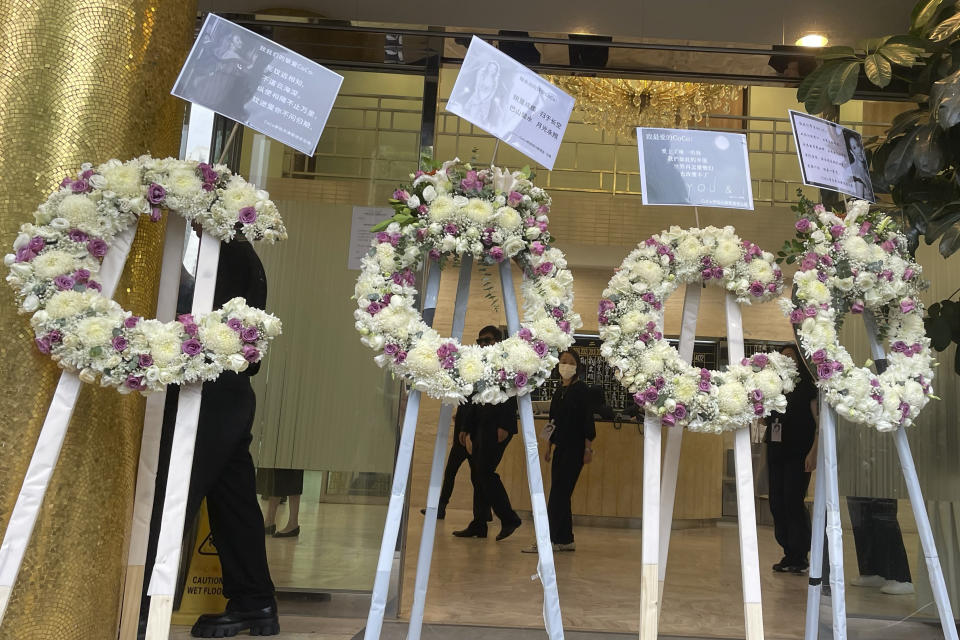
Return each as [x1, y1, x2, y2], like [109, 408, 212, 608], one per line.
[549, 76, 742, 137]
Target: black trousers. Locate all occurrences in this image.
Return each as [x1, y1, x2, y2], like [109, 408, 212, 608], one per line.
[469, 429, 519, 528]
[438, 439, 468, 508]
[547, 445, 584, 544]
[141, 380, 275, 618]
[847, 496, 912, 583]
[767, 444, 812, 565]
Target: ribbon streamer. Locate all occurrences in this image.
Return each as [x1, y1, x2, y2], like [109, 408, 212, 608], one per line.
[0, 220, 140, 624]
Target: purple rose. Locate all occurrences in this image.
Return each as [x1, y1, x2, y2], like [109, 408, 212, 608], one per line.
[641, 292, 656, 304]
[752, 354, 769, 368]
[125, 375, 144, 390]
[392, 189, 410, 201]
[460, 171, 482, 192]
[538, 204, 550, 214]
[795, 219, 812, 233]
[551, 307, 564, 319]
[811, 349, 826, 364]
[15, 247, 35, 262]
[900, 299, 916, 314]
[633, 392, 645, 406]
[881, 240, 896, 253]
[489, 246, 504, 262]
[789, 309, 804, 324]
[538, 221, 548, 233]
[147, 182, 166, 204]
[711, 267, 724, 280]
[559, 321, 571, 333]
[751, 389, 764, 403]
[60, 176, 73, 188]
[749, 281, 765, 297]
[74, 268, 90, 282]
[829, 224, 844, 238]
[533, 341, 548, 357]
[68, 229, 88, 243]
[29, 236, 45, 252]
[227, 317, 243, 331]
[530, 241, 545, 256]
[515, 372, 529, 387]
[181, 338, 203, 356]
[367, 302, 382, 315]
[643, 388, 659, 403]
[903, 268, 915, 280]
[654, 376, 665, 389]
[124, 315, 141, 329]
[138, 353, 153, 368]
[804, 306, 818, 318]
[662, 413, 676, 426]
[47, 330, 62, 343]
[444, 222, 458, 235]
[700, 368, 711, 379]
[598, 299, 615, 313]
[86, 280, 101, 292]
[799, 256, 817, 271]
[701, 268, 713, 281]
[199, 163, 218, 184]
[71, 178, 90, 193]
[674, 403, 687, 419]
[87, 238, 108, 258]
[149, 207, 162, 223]
[241, 326, 260, 343]
[816, 362, 834, 380]
[537, 262, 554, 276]
[183, 323, 198, 337]
[698, 379, 711, 393]
[35, 336, 51, 354]
[395, 350, 407, 364]
[54, 275, 75, 291]
[428, 248, 441, 261]
[851, 301, 864, 314]
[767, 283, 777, 293]
[754, 403, 764, 416]
[384, 343, 399, 355]
[243, 345, 261, 362]
[178, 313, 196, 325]
[892, 341, 908, 353]
[238, 206, 258, 224]
[112, 335, 128, 351]
[517, 328, 533, 342]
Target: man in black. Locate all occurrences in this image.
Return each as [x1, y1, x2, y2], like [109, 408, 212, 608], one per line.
[453, 326, 523, 541]
[420, 404, 474, 521]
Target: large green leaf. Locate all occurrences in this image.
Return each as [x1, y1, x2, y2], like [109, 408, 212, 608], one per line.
[887, 108, 927, 139]
[930, 9, 960, 41]
[801, 64, 842, 114]
[819, 46, 858, 60]
[827, 61, 862, 104]
[879, 42, 929, 66]
[939, 222, 960, 256]
[926, 313, 955, 349]
[914, 121, 946, 175]
[931, 69, 960, 127]
[912, 0, 950, 32]
[884, 132, 920, 183]
[859, 37, 893, 53]
[925, 205, 960, 241]
[865, 53, 894, 87]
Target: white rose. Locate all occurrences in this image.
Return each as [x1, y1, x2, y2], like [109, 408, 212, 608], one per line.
[496, 206, 522, 230]
[406, 195, 421, 209]
[502, 236, 525, 257]
[262, 316, 282, 337]
[88, 174, 107, 190]
[226, 353, 250, 372]
[422, 185, 437, 202]
[13, 233, 30, 250]
[525, 227, 541, 239]
[78, 368, 97, 384]
[158, 369, 177, 384]
[478, 386, 500, 404]
[441, 235, 457, 252]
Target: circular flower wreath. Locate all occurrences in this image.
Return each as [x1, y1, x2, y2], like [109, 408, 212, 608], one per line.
[354, 159, 582, 404]
[598, 226, 799, 433]
[4, 156, 287, 394]
[781, 196, 934, 432]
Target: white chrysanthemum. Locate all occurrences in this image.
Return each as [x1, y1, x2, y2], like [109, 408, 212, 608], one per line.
[715, 239, 742, 267]
[633, 260, 663, 285]
[376, 243, 396, 271]
[842, 235, 872, 263]
[33, 250, 76, 278]
[220, 182, 257, 211]
[167, 168, 202, 195]
[459, 353, 486, 383]
[429, 195, 455, 221]
[674, 376, 697, 403]
[199, 321, 241, 355]
[675, 237, 703, 263]
[58, 195, 102, 234]
[101, 163, 142, 196]
[76, 316, 115, 346]
[640, 355, 664, 375]
[464, 198, 494, 223]
[506, 340, 541, 374]
[45, 291, 93, 319]
[804, 280, 831, 304]
[620, 310, 644, 334]
[406, 342, 441, 374]
[151, 337, 181, 364]
[753, 369, 783, 399]
[496, 206, 522, 230]
[717, 382, 748, 414]
[747, 260, 774, 282]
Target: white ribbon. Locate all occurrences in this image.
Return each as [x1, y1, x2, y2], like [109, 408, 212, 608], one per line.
[365, 263, 442, 640]
[803, 420, 828, 640]
[499, 259, 564, 640]
[145, 231, 220, 640]
[407, 257, 473, 640]
[818, 397, 847, 639]
[0, 220, 140, 624]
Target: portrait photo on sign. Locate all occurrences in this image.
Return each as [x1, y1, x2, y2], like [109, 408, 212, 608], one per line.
[446, 42, 516, 139]
[788, 110, 875, 203]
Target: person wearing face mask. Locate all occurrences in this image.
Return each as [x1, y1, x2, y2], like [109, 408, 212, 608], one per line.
[523, 349, 595, 553]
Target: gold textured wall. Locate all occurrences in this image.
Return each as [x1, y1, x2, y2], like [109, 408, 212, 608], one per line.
[0, 2, 197, 637]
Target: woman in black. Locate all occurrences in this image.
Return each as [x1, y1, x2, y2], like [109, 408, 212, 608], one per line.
[524, 349, 595, 553]
[765, 343, 819, 574]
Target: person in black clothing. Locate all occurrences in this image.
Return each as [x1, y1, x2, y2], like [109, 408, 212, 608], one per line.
[140, 232, 278, 638]
[419, 404, 487, 521]
[846, 496, 914, 594]
[524, 349, 595, 553]
[765, 343, 819, 574]
[453, 326, 523, 541]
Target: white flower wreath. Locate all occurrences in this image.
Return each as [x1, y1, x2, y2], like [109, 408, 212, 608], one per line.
[781, 198, 935, 431]
[354, 159, 582, 404]
[4, 156, 286, 394]
[599, 226, 798, 433]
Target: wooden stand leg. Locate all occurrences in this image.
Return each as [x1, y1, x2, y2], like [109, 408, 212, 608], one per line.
[724, 293, 764, 640]
[657, 285, 701, 606]
[0, 222, 139, 627]
[499, 260, 564, 640]
[364, 262, 442, 640]
[407, 258, 472, 640]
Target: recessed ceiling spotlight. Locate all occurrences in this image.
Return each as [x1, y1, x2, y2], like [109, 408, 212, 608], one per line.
[795, 34, 828, 47]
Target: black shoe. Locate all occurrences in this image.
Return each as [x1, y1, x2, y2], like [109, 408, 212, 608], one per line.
[273, 526, 300, 538]
[496, 519, 522, 541]
[419, 506, 446, 520]
[264, 524, 276, 535]
[191, 603, 279, 637]
[453, 524, 487, 538]
[772, 556, 790, 572]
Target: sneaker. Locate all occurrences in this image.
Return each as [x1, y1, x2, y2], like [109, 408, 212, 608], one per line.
[881, 580, 915, 595]
[851, 574, 886, 588]
[556, 542, 576, 552]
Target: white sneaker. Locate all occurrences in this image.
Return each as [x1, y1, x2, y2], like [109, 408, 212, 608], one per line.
[851, 574, 886, 588]
[881, 580, 915, 595]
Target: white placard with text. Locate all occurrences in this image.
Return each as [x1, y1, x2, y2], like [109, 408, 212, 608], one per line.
[349, 207, 394, 271]
[789, 110, 875, 202]
[446, 36, 574, 170]
[172, 14, 343, 156]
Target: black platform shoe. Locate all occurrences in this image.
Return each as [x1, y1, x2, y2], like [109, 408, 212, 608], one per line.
[190, 602, 279, 637]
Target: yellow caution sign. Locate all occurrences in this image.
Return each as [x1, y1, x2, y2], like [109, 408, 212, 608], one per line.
[171, 500, 227, 624]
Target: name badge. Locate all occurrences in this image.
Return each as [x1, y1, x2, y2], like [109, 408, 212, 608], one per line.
[771, 419, 782, 443]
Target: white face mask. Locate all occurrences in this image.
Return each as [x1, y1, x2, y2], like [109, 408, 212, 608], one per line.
[558, 364, 577, 380]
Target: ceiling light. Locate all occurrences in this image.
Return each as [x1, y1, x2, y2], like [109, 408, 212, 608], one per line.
[795, 34, 828, 48]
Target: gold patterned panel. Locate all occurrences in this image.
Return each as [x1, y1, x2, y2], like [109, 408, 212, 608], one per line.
[0, 2, 197, 637]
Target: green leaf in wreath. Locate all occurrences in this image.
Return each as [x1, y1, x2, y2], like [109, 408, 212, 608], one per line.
[865, 53, 893, 88]
[370, 220, 392, 232]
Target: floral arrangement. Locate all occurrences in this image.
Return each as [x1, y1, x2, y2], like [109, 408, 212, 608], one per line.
[5, 156, 286, 394]
[354, 159, 582, 404]
[598, 226, 799, 433]
[781, 195, 934, 431]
